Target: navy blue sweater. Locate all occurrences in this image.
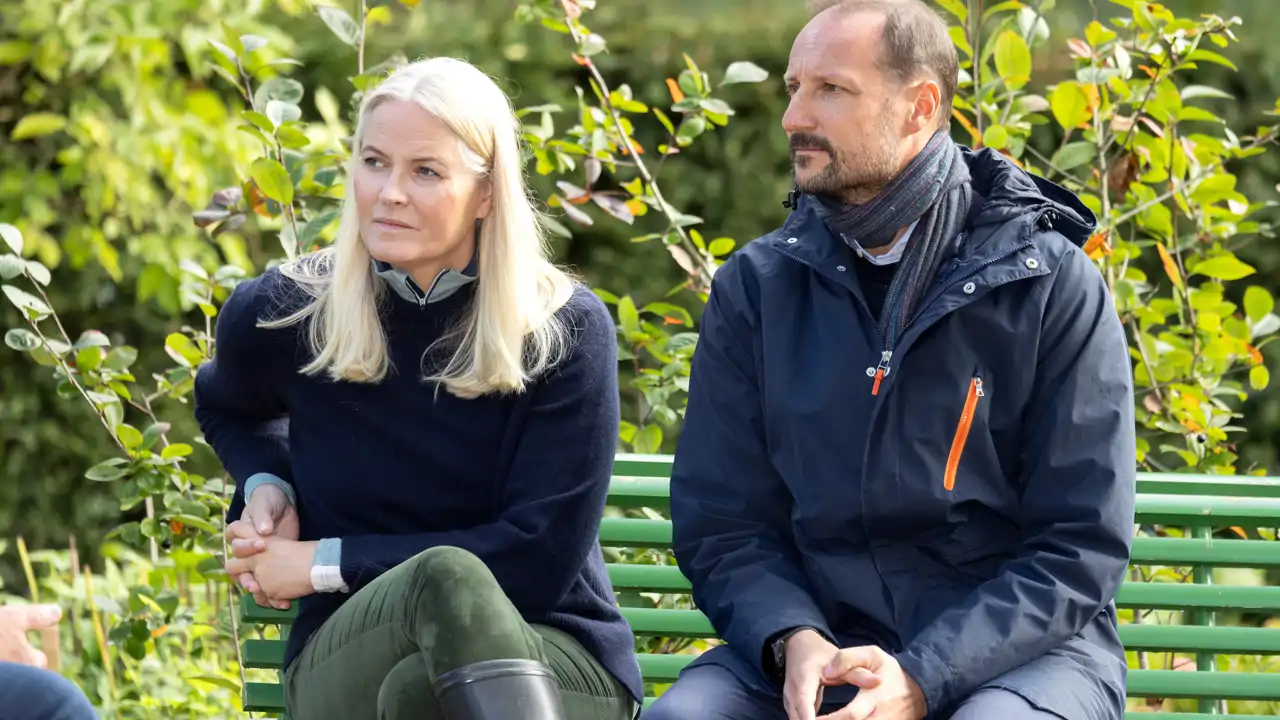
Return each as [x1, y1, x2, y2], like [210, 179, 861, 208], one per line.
[192, 268, 643, 701]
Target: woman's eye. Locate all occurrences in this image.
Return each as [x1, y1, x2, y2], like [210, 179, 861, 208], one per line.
[415, 166, 437, 178]
[362, 156, 383, 168]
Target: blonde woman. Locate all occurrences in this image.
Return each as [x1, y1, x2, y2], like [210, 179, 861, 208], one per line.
[195, 57, 641, 720]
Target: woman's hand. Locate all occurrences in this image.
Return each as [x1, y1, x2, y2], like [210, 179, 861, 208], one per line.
[230, 485, 300, 609]
[225, 536, 319, 606]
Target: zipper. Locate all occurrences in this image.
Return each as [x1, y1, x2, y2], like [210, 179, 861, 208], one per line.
[944, 376, 984, 491]
[404, 276, 427, 306]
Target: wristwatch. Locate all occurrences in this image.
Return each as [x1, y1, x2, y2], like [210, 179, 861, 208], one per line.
[770, 626, 815, 678]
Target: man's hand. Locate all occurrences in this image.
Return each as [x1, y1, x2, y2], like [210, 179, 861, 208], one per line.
[230, 484, 299, 609]
[816, 646, 926, 720]
[782, 629, 847, 720]
[225, 536, 318, 605]
[0, 604, 61, 668]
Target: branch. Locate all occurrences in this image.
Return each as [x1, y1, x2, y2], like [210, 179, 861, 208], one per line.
[1108, 130, 1278, 228]
[559, 7, 714, 290]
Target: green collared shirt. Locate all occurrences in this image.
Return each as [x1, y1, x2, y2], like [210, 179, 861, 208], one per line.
[372, 254, 478, 306]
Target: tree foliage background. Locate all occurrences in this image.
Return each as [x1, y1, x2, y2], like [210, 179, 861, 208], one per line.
[2, 0, 1280, 715]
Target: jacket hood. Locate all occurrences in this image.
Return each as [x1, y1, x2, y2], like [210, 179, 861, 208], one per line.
[962, 146, 1097, 247]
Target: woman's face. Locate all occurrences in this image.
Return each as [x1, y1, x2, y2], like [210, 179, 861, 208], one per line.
[354, 99, 491, 279]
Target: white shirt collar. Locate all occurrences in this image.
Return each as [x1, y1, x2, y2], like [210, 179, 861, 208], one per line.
[850, 218, 919, 266]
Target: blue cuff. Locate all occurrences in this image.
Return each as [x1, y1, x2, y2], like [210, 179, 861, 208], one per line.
[244, 472, 296, 508]
[311, 538, 347, 593]
[315, 537, 342, 566]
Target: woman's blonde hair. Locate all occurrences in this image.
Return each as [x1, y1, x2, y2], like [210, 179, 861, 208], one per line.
[261, 57, 576, 398]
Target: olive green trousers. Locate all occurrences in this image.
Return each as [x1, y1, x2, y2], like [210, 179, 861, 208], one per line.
[283, 546, 638, 720]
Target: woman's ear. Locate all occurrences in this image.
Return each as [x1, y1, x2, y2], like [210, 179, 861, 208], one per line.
[475, 180, 494, 222]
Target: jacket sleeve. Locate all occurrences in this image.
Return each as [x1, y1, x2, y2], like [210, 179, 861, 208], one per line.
[670, 256, 835, 682]
[896, 244, 1136, 713]
[193, 274, 294, 523]
[336, 291, 620, 611]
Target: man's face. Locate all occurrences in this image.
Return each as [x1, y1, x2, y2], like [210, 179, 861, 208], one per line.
[783, 11, 907, 203]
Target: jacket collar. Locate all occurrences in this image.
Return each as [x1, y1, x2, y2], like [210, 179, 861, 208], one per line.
[774, 147, 1096, 270]
[373, 251, 478, 306]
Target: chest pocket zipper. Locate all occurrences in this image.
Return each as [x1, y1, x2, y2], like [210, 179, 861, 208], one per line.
[944, 376, 984, 491]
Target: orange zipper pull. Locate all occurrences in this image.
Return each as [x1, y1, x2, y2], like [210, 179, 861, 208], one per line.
[870, 351, 892, 396]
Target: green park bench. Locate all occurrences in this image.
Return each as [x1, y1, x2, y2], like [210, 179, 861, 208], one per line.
[237, 453, 1280, 718]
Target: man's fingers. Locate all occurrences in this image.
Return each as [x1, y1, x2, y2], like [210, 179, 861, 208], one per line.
[786, 667, 822, 720]
[238, 572, 259, 594]
[27, 647, 48, 669]
[231, 537, 267, 558]
[821, 667, 880, 689]
[823, 647, 884, 682]
[269, 598, 291, 610]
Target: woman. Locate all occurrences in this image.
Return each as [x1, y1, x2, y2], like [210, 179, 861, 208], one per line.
[194, 57, 642, 720]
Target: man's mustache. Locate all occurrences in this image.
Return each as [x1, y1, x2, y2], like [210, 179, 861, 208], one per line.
[789, 133, 834, 156]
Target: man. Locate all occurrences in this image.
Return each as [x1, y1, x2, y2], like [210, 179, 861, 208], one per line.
[644, 1, 1135, 719]
[0, 604, 98, 719]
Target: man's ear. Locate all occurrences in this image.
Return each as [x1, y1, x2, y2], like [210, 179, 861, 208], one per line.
[904, 79, 942, 134]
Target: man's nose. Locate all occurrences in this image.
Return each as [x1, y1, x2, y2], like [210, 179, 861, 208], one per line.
[782, 95, 817, 135]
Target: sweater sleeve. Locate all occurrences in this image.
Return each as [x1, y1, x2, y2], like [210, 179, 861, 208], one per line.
[336, 289, 620, 610]
[193, 272, 295, 523]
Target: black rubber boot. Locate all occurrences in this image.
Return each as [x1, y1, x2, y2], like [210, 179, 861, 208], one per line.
[433, 659, 567, 720]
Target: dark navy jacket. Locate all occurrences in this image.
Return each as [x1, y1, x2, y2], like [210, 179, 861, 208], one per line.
[669, 148, 1136, 720]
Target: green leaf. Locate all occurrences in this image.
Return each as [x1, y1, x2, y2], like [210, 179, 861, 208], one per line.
[0, 254, 24, 280]
[266, 100, 302, 127]
[579, 33, 606, 57]
[276, 124, 310, 149]
[24, 261, 50, 286]
[1244, 287, 1274, 324]
[117, 424, 144, 450]
[250, 158, 294, 206]
[1186, 49, 1238, 71]
[1250, 365, 1270, 391]
[935, 0, 967, 21]
[1051, 141, 1097, 171]
[164, 333, 204, 367]
[317, 5, 361, 46]
[2, 285, 50, 317]
[634, 424, 663, 454]
[699, 99, 734, 116]
[0, 223, 22, 255]
[85, 458, 128, 482]
[618, 296, 640, 336]
[254, 77, 305, 112]
[103, 346, 138, 371]
[993, 31, 1032, 89]
[1192, 256, 1255, 281]
[641, 302, 694, 327]
[76, 346, 102, 372]
[676, 116, 707, 144]
[186, 675, 241, 694]
[982, 124, 1009, 150]
[73, 330, 110, 350]
[721, 61, 769, 85]
[708, 237, 736, 256]
[4, 328, 39, 352]
[142, 423, 170, 451]
[1085, 20, 1117, 46]
[301, 210, 340, 246]
[1181, 85, 1232, 101]
[161, 444, 194, 460]
[10, 113, 67, 141]
[1049, 81, 1092, 129]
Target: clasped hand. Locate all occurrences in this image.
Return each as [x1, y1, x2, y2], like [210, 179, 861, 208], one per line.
[223, 484, 314, 609]
[783, 630, 927, 720]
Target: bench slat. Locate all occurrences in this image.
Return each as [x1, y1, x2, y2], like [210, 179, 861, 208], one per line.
[599, 520, 1280, 568]
[606, 564, 1280, 613]
[243, 681, 285, 712]
[243, 638, 286, 668]
[1134, 494, 1280, 526]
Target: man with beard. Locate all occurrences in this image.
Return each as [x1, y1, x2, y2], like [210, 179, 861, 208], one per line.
[644, 1, 1136, 719]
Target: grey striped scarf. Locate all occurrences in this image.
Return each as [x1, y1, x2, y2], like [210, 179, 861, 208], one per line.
[811, 130, 972, 352]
